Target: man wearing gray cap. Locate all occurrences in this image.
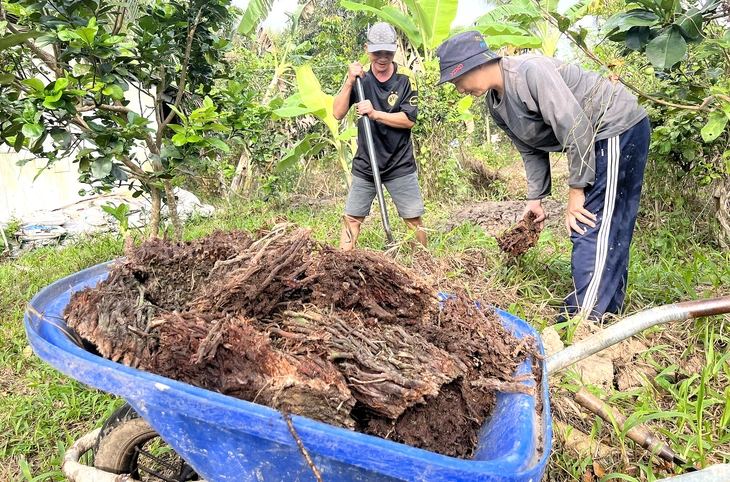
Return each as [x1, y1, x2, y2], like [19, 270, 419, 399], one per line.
[333, 22, 425, 251]
[436, 31, 650, 323]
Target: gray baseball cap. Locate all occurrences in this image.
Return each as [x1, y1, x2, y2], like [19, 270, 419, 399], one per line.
[436, 30, 501, 85]
[366, 22, 398, 52]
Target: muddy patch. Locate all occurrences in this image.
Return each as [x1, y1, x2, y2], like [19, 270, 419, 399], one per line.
[64, 227, 540, 459]
[447, 200, 564, 237]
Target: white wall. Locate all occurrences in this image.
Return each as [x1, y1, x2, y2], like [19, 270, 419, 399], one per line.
[0, 85, 157, 224]
[0, 146, 87, 223]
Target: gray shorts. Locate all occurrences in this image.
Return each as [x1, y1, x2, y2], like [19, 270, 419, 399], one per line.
[345, 172, 425, 219]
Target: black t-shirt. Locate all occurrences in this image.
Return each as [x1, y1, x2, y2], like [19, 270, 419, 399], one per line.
[349, 63, 418, 182]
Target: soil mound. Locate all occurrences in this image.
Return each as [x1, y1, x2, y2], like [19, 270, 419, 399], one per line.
[64, 226, 539, 459]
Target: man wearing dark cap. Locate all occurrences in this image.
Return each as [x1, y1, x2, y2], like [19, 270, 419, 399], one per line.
[436, 31, 650, 322]
[333, 22, 425, 251]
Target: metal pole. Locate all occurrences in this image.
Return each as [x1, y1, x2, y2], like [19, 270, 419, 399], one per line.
[355, 77, 395, 245]
[546, 296, 730, 374]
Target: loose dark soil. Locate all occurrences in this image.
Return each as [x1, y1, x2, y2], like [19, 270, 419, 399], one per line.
[64, 227, 539, 459]
[496, 211, 542, 258]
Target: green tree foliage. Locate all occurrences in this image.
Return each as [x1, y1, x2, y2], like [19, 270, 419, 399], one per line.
[594, 0, 730, 244]
[0, 0, 252, 239]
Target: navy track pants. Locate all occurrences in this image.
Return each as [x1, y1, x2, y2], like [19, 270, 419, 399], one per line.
[563, 116, 651, 320]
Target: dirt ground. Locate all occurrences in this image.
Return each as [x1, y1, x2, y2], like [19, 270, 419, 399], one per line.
[449, 154, 569, 238]
[64, 227, 540, 459]
[447, 199, 564, 238]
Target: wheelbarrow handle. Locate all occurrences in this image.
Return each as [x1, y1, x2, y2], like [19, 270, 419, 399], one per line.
[545, 295, 730, 374]
[355, 76, 396, 245]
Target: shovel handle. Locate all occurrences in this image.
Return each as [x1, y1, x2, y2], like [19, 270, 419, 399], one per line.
[546, 295, 730, 374]
[355, 77, 395, 245]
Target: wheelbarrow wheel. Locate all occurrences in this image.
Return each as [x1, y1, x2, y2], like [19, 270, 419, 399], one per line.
[94, 403, 199, 481]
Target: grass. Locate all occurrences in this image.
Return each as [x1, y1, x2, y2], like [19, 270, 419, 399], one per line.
[1, 185, 729, 481]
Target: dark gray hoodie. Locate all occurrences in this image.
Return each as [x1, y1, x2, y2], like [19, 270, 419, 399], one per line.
[486, 55, 647, 200]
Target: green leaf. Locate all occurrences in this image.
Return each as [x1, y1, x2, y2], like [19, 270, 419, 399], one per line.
[275, 135, 314, 173]
[76, 24, 98, 45]
[474, 3, 538, 24]
[87, 120, 107, 133]
[91, 158, 112, 178]
[625, 26, 651, 51]
[172, 133, 187, 146]
[167, 124, 187, 134]
[296, 65, 338, 135]
[420, 0, 459, 47]
[0, 31, 40, 52]
[645, 25, 687, 69]
[480, 34, 543, 49]
[336, 127, 358, 140]
[52, 78, 69, 92]
[160, 146, 181, 159]
[674, 8, 702, 40]
[701, 111, 728, 142]
[568, 27, 589, 48]
[206, 138, 230, 152]
[44, 90, 63, 103]
[72, 63, 93, 77]
[603, 10, 660, 33]
[102, 84, 124, 100]
[272, 106, 320, 119]
[340, 1, 422, 46]
[138, 16, 157, 33]
[51, 129, 72, 149]
[22, 123, 43, 138]
[238, 0, 274, 36]
[127, 111, 141, 124]
[13, 134, 25, 152]
[22, 78, 44, 93]
[471, 22, 529, 37]
[457, 96, 473, 112]
[401, 0, 433, 43]
[0, 73, 14, 85]
[167, 104, 188, 124]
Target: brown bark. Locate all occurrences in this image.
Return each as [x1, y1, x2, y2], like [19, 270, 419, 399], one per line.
[149, 186, 162, 237]
[162, 179, 182, 241]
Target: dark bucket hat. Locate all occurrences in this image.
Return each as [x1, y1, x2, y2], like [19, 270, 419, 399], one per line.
[436, 31, 501, 85]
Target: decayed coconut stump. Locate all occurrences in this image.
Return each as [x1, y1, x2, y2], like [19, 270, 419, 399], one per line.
[65, 227, 539, 458]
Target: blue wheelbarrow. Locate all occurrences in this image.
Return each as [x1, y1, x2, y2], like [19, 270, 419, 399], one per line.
[24, 261, 730, 481]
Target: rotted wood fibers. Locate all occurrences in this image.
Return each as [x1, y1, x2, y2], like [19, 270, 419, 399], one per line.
[65, 226, 539, 459]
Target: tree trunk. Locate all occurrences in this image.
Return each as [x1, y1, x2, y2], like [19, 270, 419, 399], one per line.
[149, 186, 162, 237]
[714, 176, 730, 250]
[163, 179, 182, 241]
[262, 66, 283, 105]
[229, 147, 251, 196]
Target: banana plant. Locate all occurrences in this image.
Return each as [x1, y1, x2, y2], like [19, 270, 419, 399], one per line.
[272, 65, 357, 186]
[340, 0, 459, 61]
[237, 0, 275, 35]
[260, 3, 309, 104]
[473, 0, 592, 55]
